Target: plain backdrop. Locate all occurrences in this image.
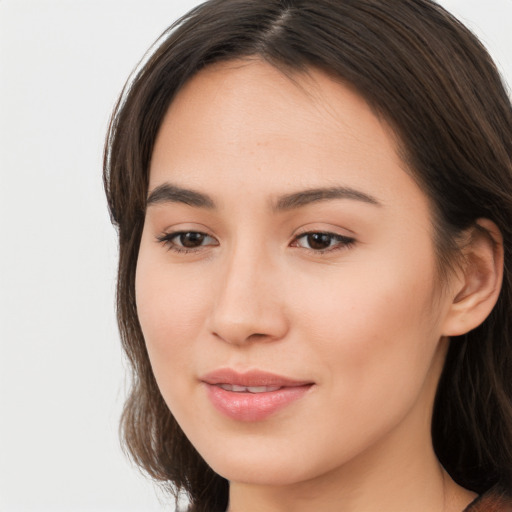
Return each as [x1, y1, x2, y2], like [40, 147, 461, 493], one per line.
[0, 1, 511, 511]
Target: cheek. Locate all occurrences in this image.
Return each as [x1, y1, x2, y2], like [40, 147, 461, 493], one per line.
[280, 262, 444, 465]
[134, 244, 211, 383]
[292, 254, 442, 391]
[135, 260, 214, 427]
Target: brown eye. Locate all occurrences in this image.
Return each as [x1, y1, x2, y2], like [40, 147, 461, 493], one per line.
[306, 233, 333, 250]
[293, 232, 355, 252]
[157, 231, 218, 253]
[178, 232, 207, 248]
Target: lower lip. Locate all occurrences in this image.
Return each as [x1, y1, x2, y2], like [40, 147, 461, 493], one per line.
[204, 384, 312, 422]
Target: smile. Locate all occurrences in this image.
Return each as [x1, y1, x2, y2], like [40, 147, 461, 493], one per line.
[217, 384, 282, 393]
[201, 369, 314, 422]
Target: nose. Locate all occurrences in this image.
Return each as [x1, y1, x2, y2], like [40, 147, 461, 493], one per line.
[207, 247, 289, 346]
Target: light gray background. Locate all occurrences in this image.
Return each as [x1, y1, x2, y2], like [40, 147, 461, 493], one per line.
[1, 1, 511, 510]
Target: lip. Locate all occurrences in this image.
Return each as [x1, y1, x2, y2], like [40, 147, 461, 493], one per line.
[200, 368, 314, 422]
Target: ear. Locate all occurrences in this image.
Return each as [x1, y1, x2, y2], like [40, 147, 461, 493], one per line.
[442, 218, 504, 337]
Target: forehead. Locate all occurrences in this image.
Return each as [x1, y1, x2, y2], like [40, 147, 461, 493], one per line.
[149, 59, 428, 217]
[153, 59, 396, 164]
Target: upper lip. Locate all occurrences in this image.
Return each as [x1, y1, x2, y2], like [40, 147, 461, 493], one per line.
[200, 368, 313, 387]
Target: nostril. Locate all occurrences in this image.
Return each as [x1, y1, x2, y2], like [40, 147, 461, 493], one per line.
[248, 333, 267, 340]
[212, 330, 270, 344]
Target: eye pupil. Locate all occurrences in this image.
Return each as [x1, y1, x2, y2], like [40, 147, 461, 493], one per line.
[307, 233, 332, 250]
[180, 232, 205, 248]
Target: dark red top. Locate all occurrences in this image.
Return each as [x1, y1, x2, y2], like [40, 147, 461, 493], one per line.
[464, 486, 512, 512]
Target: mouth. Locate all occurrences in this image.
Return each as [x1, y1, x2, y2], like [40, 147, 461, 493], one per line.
[200, 369, 314, 422]
[216, 384, 283, 393]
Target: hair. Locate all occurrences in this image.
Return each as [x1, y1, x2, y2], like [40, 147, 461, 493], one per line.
[103, 1, 512, 510]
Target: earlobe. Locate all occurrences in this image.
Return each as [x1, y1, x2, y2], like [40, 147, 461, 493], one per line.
[442, 218, 504, 337]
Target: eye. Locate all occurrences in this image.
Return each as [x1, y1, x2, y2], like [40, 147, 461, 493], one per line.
[156, 231, 218, 253]
[292, 232, 355, 252]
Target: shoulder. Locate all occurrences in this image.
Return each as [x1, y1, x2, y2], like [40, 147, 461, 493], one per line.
[464, 485, 512, 512]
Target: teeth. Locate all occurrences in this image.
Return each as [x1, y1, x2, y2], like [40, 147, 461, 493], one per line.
[218, 384, 281, 393]
[247, 386, 281, 393]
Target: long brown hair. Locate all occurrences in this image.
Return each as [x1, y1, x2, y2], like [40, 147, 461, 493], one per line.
[103, 1, 512, 510]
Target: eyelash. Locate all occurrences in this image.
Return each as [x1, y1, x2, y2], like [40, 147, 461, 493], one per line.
[156, 231, 218, 254]
[156, 230, 356, 255]
[292, 232, 356, 254]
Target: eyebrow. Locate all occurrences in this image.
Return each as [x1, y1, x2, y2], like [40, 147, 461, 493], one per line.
[146, 183, 381, 211]
[273, 186, 381, 211]
[146, 183, 215, 209]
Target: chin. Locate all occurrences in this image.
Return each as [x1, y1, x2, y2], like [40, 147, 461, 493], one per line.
[211, 457, 314, 487]
[190, 433, 336, 487]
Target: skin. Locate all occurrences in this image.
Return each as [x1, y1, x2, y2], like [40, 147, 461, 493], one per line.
[135, 59, 482, 511]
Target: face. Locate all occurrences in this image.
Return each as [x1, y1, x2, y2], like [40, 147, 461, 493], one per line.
[136, 60, 456, 487]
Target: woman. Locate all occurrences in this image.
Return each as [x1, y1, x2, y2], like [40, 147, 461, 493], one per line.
[103, 0, 512, 511]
